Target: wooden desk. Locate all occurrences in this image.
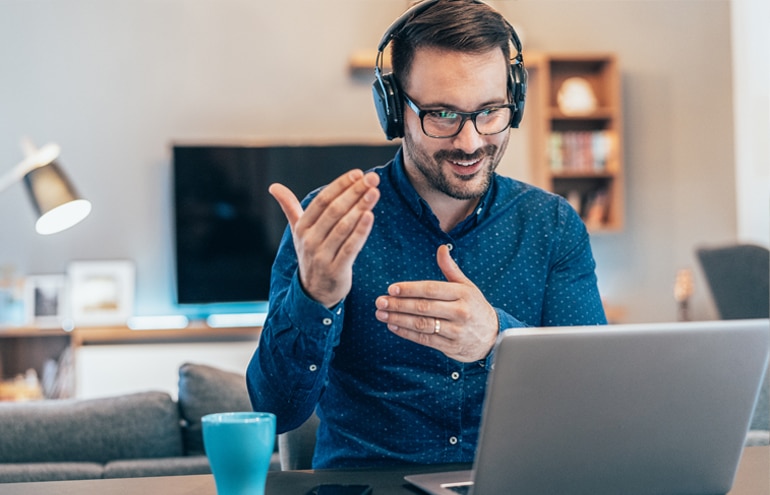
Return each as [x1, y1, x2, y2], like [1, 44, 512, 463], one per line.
[731, 445, 770, 494]
[1, 447, 767, 495]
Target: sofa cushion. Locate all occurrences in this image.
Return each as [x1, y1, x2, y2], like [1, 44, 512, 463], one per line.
[104, 455, 211, 478]
[177, 362, 252, 455]
[0, 391, 184, 464]
[0, 462, 104, 483]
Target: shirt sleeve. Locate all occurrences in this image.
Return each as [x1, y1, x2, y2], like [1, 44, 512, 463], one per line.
[481, 198, 606, 372]
[542, 199, 607, 327]
[246, 228, 345, 433]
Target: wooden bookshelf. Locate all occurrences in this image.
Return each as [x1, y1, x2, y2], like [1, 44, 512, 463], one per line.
[526, 53, 625, 232]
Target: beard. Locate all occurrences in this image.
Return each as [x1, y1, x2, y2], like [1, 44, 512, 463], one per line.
[403, 131, 509, 200]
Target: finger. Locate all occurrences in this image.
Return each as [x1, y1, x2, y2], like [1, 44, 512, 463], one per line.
[393, 315, 444, 337]
[268, 183, 303, 229]
[376, 289, 444, 319]
[295, 169, 361, 230]
[300, 170, 379, 234]
[331, 209, 376, 265]
[303, 176, 378, 273]
[386, 279, 457, 302]
[386, 246, 473, 299]
[436, 244, 473, 285]
[321, 187, 380, 261]
[375, 299, 453, 340]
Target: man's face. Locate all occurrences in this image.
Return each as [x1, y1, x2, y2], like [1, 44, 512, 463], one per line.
[401, 46, 511, 201]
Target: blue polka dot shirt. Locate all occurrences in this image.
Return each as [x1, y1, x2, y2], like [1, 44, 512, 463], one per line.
[247, 149, 606, 468]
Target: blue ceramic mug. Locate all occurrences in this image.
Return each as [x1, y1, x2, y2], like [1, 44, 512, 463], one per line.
[202, 411, 276, 495]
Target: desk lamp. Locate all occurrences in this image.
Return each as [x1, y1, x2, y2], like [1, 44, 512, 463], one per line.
[0, 139, 92, 235]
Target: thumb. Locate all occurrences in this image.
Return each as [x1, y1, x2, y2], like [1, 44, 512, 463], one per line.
[268, 183, 303, 230]
[436, 244, 472, 285]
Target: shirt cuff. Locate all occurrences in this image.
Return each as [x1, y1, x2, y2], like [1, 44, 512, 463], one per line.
[481, 308, 527, 371]
[285, 274, 345, 342]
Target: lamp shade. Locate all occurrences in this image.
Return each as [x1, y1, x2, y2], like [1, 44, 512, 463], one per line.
[23, 160, 92, 235]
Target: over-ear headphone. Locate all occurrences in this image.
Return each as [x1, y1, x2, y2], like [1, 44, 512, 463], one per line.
[372, 0, 527, 140]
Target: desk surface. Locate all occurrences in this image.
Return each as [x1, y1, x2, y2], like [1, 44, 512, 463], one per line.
[2, 447, 767, 495]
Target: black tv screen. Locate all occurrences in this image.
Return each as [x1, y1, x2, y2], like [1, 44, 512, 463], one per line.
[173, 143, 401, 305]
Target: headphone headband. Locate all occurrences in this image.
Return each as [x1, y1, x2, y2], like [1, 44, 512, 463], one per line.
[372, 0, 527, 140]
[376, 0, 523, 61]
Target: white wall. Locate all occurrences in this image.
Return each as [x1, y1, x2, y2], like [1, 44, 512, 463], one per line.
[0, 0, 759, 325]
[75, 341, 256, 399]
[731, 0, 770, 247]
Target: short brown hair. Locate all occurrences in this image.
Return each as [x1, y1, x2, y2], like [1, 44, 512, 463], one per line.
[391, 0, 513, 88]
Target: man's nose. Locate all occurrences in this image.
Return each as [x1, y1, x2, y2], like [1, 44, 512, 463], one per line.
[450, 119, 485, 154]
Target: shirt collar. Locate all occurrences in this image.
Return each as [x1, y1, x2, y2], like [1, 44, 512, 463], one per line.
[389, 148, 494, 234]
[391, 149, 426, 218]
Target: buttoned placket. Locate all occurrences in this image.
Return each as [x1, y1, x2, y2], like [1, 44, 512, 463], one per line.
[447, 366, 464, 450]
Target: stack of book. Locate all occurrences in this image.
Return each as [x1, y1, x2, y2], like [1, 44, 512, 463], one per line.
[548, 131, 612, 173]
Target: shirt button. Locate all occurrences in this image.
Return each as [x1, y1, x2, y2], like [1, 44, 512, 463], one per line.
[309, 364, 318, 372]
[322, 318, 332, 326]
[449, 436, 458, 445]
[446, 243, 454, 251]
[451, 371, 460, 380]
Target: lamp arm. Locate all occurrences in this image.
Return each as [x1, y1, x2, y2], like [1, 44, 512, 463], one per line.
[0, 143, 61, 192]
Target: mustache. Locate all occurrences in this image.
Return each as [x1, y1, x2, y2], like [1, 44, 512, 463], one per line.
[434, 145, 497, 163]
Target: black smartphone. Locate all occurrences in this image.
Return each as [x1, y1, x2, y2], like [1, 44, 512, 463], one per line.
[305, 484, 373, 495]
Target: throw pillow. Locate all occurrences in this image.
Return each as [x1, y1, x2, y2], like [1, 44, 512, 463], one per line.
[177, 363, 252, 455]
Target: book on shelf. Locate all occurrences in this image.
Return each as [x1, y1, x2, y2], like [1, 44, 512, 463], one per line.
[548, 130, 611, 173]
[563, 188, 610, 230]
[583, 189, 609, 230]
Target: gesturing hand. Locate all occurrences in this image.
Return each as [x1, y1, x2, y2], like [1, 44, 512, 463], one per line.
[374, 244, 499, 362]
[270, 169, 380, 308]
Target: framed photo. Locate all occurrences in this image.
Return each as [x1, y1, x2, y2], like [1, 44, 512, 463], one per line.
[24, 275, 68, 328]
[68, 260, 135, 326]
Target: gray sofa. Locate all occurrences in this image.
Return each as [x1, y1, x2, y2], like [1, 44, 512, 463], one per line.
[2, 360, 765, 482]
[0, 362, 271, 483]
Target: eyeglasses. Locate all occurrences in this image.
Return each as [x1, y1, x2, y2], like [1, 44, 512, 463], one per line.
[402, 93, 517, 139]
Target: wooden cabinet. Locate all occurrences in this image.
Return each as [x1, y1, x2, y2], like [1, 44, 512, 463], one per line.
[0, 329, 71, 400]
[0, 324, 262, 400]
[527, 53, 624, 232]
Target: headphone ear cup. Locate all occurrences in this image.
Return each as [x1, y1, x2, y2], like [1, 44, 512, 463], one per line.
[508, 63, 528, 128]
[372, 73, 404, 140]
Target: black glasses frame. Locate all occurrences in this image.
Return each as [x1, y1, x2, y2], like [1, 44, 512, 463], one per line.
[402, 93, 517, 139]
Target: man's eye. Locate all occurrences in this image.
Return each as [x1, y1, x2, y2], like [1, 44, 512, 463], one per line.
[432, 110, 458, 120]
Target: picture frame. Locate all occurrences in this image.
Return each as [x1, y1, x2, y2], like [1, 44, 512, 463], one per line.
[68, 260, 135, 326]
[24, 274, 68, 328]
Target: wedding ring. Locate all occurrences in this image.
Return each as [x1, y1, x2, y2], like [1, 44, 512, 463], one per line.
[434, 318, 441, 335]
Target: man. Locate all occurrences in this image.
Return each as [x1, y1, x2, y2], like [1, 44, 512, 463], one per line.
[247, 0, 606, 468]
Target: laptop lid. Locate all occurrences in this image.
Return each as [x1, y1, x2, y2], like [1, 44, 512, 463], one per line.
[406, 319, 769, 495]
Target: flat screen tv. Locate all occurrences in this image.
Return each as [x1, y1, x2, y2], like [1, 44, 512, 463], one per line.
[173, 143, 401, 306]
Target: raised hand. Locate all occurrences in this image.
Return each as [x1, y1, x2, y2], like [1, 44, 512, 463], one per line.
[270, 169, 381, 308]
[374, 244, 499, 362]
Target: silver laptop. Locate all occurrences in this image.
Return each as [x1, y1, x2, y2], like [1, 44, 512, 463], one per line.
[406, 319, 770, 495]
